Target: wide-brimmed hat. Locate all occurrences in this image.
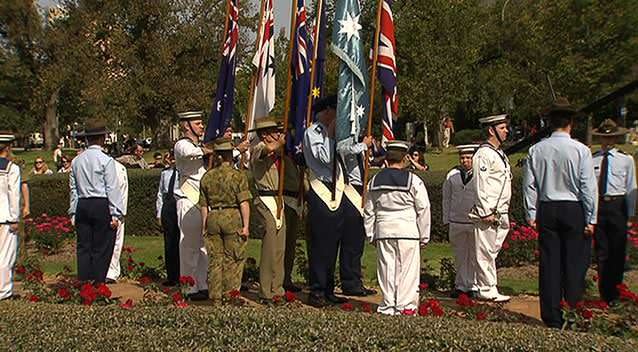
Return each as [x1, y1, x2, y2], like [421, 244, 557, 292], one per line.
[544, 97, 578, 116]
[80, 118, 110, 137]
[213, 137, 234, 151]
[0, 131, 16, 144]
[178, 111, 204, 122]
[592, 118, 628, 136]
[385, 140, 410, 152]
[312, 95, 337, 113]
[249, 117, 281, 132]
[456, 144, 479, 154]
[479, 114, 509, 126]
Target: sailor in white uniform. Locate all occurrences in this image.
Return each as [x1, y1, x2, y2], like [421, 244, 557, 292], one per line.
[174, 111, 214, 300]
[471, 114, 512, 302]
[106, 160, 128, 283]
[364, 141, 431, 315]
[443, 144, 479, 297]
[0, 132, 20, 300]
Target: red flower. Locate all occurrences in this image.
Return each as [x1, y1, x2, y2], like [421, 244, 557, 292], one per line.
[456, 293, 475, 307]
[171, 292, 183, 303]
[179, 276, 195, 287]
[57, 287, 72, 300]
[96, 283, 112, 298]
[138, 262, 145, 267]
[228, 290, 241, 299]
[122, 246, 135, 253]
[127, 257, 134, 264]
[80, 283, 97, 305]
[273, 295, 282, 303]
[340, 302, 354, 311]
[592, 275, 598, 282]
[162, 287, 172, 294]
[431, 305, 445, 317]
[401, 308, 416, 316]
[581, 309, 593, 319]
[501, 241, 510, 250]
[15, 265, 26, 275]
[127, 265, 134, 272]
[419, 282, 429, 291]
[284, 291, 296, 302]
[476, 311, 488, 321]
[28, 295, 40, 302]
[533, 250, 540, 258]
[360, 302, 372, 313]
[418, 303, 429, 316]
[575, 301, 585, 310]
[120, 299, 134, 310]
[26, 270, 44, 282]
[138, 276, 152, 286]
[560, 300, 569, 309]
[174, 299, 189, 308]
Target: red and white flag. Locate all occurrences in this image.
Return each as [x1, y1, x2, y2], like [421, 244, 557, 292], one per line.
[249, 0, 276, 129]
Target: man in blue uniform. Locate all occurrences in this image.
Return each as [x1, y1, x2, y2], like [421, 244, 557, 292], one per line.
[523, 98, 598, 328]
[156, 150, 180, 286]
[303, 95, 348, 307]
[69, 119, 125, 283]
[591, 119, 637, 303]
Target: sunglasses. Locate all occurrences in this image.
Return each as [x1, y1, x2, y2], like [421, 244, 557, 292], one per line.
[35, 161, 44, 164]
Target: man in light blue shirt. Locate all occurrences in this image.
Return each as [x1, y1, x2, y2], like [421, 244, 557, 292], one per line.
[522, 98, 597, 328]
[591, 119, 637, 303]
[69, 118, 124, 283]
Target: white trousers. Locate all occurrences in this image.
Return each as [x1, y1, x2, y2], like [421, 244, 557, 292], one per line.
[376, 239, 420, 315]
[107, 221, 125, 281]
[449, 223, 477, 292]
[0, 225, 18, 300]
[177, 198, 209, 293]
[474, 214, 509, 292]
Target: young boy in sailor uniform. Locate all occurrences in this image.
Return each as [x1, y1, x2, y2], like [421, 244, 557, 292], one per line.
[364, 141, 431, 315]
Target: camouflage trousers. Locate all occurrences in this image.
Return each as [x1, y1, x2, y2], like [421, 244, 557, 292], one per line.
[255, 199, 286, 299]
[205, 208, 247, 302]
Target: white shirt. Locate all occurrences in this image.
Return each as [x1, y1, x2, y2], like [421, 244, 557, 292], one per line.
[0, 158, 21, 223]
[593, 148, 637, 217]
[364, 169, 431, 244]
[174, 138, 206, 198]
[114, 161, 128, 216]
[472, 143, 511, 217]
[156, 167, 179, 218]
[442, 167, 476, 224]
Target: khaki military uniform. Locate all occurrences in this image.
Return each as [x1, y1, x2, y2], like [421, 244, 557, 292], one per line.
[198, 164, 252, 302]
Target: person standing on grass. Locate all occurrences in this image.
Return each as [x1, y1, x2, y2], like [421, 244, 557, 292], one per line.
[156, 150, 180, 286]
[523, 98, 598, 328]
[0, 132, 21, 300]
[471, 114, 512, 303]
[199, 138, 252, 305]
[591, 119, 636, 303]
[106, 159, 128, 283]
[69, 119, 124, 284]
[364, 140, 431, 315]
[443, 144, 479, 298]
[174, 111, 213, 301]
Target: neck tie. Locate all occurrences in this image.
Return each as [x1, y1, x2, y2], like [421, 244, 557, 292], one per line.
[599, 152, 609, 195]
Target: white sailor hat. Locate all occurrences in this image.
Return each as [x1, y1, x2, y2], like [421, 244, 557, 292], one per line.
[178, 111, 204, 121]
[479, 114, 509, 126]
[0, 132, 16, 143]
[385, 140, 410, 152]
[456, 144, 479, 154]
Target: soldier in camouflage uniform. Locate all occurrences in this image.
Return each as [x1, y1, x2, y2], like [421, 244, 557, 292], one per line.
[199, 138, 252, 304]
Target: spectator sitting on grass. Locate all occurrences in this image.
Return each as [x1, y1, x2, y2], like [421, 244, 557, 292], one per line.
[152, 152, 165, 169]
[29, 157, 53, 176]
[58, 155, 72, 173]
[117, 143, 149, 169]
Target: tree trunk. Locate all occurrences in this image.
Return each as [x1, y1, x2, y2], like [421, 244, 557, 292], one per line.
[44, 88, 61, 150]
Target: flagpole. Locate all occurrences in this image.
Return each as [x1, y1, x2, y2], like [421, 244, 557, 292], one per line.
[361, 0, 384, 207]
[244, 0, 267, 137]
[277, 0, 299, 220]
[305, 0, 323, 127]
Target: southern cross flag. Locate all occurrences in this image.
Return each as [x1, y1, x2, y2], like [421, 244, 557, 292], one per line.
[377, 0, 398, 143]
[310, 0, 328, 107]
[286, 0, 312, 160]
[205, 0, 239, 143]
[249, 0, 276, 130]
[331, 0, 369, 147]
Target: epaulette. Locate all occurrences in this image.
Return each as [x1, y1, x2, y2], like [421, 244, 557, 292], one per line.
[314, 124, 323, 133]
[618, 149, 628, 155]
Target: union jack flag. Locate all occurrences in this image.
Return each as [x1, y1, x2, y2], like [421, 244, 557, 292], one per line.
[377, 0, 398, 143]
[205, 0, 240, 143]
[286, 0, 312, 160]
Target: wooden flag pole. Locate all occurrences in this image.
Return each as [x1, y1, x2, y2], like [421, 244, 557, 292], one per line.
[244, 0, 267, 137]
[276, 0, 299, 220]
[361, 0, 384, 207]
[305, 0, 324, 127]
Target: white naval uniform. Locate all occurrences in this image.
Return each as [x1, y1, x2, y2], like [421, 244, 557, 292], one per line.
[107, 161, 128, 281]
[0, 158, 20, 300]
[471, 143, 511, 294]
[174, 138, 209, 293]
[364, 169, 431, 315]
[442, 167, 477, 292]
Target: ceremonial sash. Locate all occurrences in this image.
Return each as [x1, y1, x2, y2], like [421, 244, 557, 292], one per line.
[179, 179, 200, 205]
[307, 168, 344, 212]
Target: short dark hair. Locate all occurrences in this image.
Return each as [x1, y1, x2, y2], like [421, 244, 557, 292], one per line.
[86, 134, 104, 145]
[549, 112, 574, 130]
[0, 143, 9, 152]
[385, 149, 406, 164]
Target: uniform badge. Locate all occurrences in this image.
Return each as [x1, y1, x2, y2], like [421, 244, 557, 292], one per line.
[480, 166, 487, 172]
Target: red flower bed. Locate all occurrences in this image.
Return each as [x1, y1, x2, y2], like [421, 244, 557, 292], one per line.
[25, 214, 74, 254]
[496, 221, 539, 267]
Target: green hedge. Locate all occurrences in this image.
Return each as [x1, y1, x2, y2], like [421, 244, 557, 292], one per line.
[453, 129, 484, 145]
[0, 301, 635, 351]
[29, 169, 526, 240]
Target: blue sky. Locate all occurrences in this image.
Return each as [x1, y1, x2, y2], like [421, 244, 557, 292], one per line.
[39, 0, 293, 35]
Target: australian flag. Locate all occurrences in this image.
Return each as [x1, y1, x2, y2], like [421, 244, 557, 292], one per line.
[310, 0, 328, 110]
[286, 0, 312, 161]
[204, 0, 239, 143]
[377, 0, 398, 144]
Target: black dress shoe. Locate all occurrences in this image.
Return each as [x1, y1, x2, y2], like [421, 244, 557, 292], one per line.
[187, 291, 208, 301]
[283, 283, 302, 292]
[308, 293, 328, 308]
[199, 289, 209, 297]
[325, 293, 348, 304]
[342, 287, 377, 297]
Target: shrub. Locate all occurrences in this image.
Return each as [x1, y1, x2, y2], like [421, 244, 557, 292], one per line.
[24, 214, 74, 254]
[453, 129, 484, 145]
[0, 301, 636, 351]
